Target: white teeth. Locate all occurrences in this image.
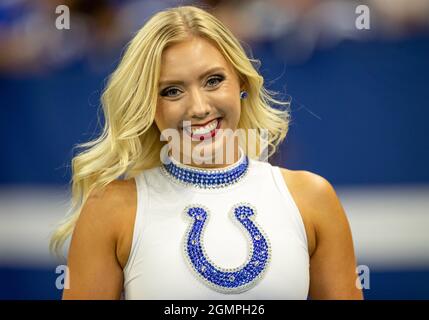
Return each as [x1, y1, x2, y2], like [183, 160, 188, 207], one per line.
[190, 119, 218, 135]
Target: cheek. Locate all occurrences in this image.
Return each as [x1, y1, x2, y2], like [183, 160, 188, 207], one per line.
[219, 83, 241, 112]
[217, 94, 241, 119]
[154, 105, 164, 131]
[154, 103, 175, 132]
[155, 102, 184, 130]
[229, 100, 242, 128]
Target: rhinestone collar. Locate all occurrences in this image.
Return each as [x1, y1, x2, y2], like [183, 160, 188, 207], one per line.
[160, 148, 249, 189]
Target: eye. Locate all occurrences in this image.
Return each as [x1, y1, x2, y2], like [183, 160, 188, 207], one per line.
[206, 75, 224, 87]
[160, 87, 182, 97]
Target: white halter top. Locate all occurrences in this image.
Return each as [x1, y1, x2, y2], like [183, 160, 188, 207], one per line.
[122, 151, 310, 299]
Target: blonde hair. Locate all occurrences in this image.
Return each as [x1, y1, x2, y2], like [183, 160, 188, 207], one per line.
[49, 5, 291, 258]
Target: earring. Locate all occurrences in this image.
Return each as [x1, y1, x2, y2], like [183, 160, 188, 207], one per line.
[240, 90, 248, 100]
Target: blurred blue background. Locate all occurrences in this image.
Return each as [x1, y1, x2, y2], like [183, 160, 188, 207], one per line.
[0, 0, 428, 299]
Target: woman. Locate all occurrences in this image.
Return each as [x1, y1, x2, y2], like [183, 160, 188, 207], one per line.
[50, 5, 363, 300]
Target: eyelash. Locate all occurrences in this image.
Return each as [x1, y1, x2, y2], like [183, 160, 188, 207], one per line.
[160, 74, 225, 97]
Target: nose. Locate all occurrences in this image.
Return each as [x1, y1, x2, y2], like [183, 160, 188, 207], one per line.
[188, 88, 211, 120]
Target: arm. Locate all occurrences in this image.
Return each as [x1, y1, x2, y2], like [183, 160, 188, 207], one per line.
[306, 172, 363, 299]
[62, 181, 131, 300]
[281, 169, 363, 300]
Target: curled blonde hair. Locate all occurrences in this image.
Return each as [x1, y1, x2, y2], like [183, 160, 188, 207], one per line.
[49, 5, 291, 258]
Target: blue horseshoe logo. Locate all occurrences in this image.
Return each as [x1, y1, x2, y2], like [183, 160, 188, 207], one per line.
[183, 203, 271, 293]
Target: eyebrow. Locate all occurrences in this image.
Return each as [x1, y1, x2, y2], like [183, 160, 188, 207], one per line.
[158, 66, 226, 87]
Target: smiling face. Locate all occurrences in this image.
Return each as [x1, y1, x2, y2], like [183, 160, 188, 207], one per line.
[154, 36, 244, 167]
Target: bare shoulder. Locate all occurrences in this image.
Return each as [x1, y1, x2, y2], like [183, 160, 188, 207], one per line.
[88, 178, 136, 206]
[63, 178, 137, 299]
[279, 168, 334, 196]
[279, 168, 362, 299]
[278, 168, 343, 256]
[88, 178, 138, 269]
[279, 167, 349, 229]
[82, 178, 137, 244]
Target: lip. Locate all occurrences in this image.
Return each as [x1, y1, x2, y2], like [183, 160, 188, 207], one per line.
[180, 117, 222, 129]
[190, 117, 222, 127]
[182, 117, 222, 141]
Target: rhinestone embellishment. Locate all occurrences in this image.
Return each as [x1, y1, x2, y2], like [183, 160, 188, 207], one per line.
[160, 150, 249, 189]
[182, 203, 271, 294]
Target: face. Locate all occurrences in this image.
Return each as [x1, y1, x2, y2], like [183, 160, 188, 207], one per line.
[154, 36, 244, 166]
